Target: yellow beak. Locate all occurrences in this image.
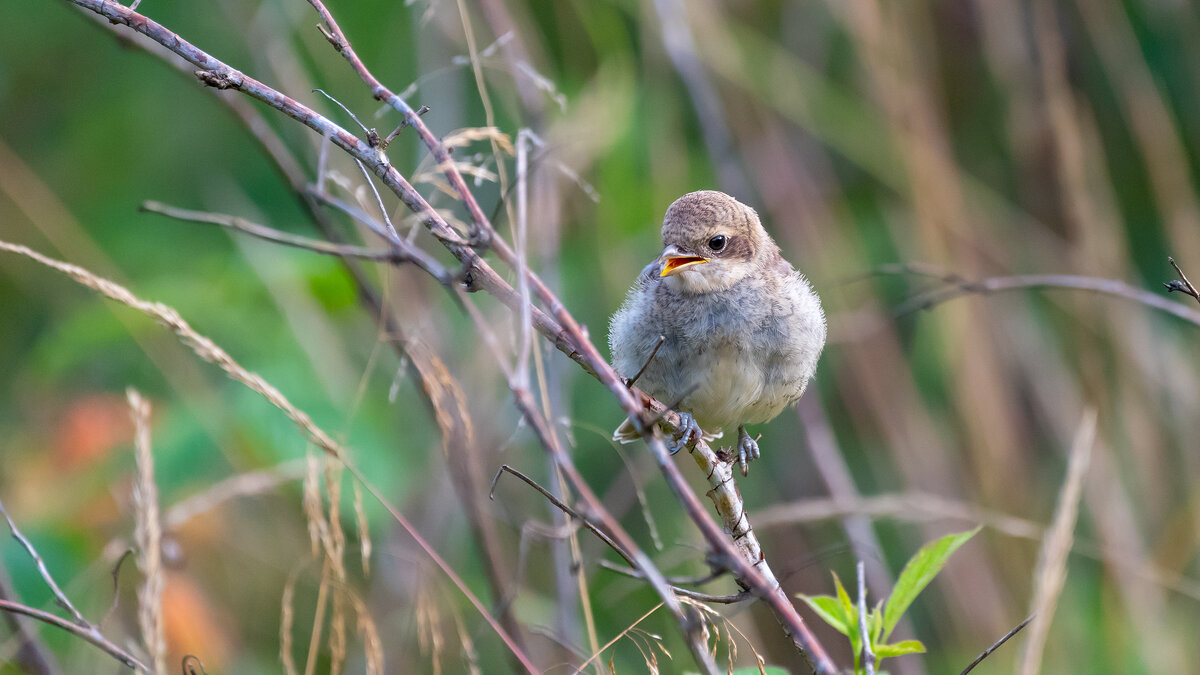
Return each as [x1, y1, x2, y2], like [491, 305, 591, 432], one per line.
[662, 252, 705, 276]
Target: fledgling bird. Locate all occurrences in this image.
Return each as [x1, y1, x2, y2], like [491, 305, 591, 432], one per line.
[608, 190, 826, 473]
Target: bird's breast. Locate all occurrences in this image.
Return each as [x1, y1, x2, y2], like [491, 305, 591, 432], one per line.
[659, 287, 813, 431]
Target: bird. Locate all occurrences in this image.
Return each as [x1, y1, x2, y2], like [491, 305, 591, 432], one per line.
[608, 190, 826, 474]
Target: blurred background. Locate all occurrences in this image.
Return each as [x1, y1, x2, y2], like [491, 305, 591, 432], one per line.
[3, 0, 1200, 673]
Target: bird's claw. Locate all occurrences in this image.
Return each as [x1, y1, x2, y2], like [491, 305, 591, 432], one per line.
[737, 426, 761, 476]
[670, 411, 703, 455]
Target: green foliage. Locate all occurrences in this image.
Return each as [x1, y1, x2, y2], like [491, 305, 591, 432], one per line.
[797, 528, 980, 674]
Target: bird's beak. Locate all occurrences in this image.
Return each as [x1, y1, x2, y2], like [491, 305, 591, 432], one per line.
[659, 245, 709, 277]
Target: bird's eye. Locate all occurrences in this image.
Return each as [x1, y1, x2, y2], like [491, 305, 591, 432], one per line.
[708, 235, 727, 252]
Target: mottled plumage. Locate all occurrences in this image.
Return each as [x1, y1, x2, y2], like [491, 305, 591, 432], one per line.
[608, 191, 826, 470]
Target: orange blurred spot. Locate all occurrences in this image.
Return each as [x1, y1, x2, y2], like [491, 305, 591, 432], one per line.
[53, 393, 135, 469]
[162, 572, 236, 670]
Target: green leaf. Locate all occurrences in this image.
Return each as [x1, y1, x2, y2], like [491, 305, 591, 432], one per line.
[796, 594, 852, 636]
[875, 640, 927, 658]
[832, 571, 861, 653]
[832, 571, 856, 620]
[882, 527, 980, 638]
[729, 668, 789, 675]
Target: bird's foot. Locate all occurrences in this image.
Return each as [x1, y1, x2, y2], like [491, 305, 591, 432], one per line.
[669, 411, 703, 455]
[737, 425, 761, 476]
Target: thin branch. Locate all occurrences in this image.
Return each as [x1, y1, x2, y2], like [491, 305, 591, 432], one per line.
[856, 560, 874, 675]
[3, 486, 139, 674]
[0, 562, 61, 675]
[0, 500, 87, 626]
[381, 104, 430, 148]
[599, 564, 750, 604]
[597, 560, 727, 588]
[101, 549, 134, 628]
[353, 159, 400, 239]
[492, 466, 750, 604]
[491, 465, 630, 568]
[626, 335, 665, 389]
[1165, 256, 1200, 306]
[139, 201, 451, 284]
[958, 614, 1035, 675]
[871, 264, 1200, 326]
[0, 600, 147, 672]
[304, 187, 404, 244]
[311, 88, 370, 136]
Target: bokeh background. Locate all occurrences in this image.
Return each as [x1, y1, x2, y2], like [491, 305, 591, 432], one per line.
[3, 0, 1200, 673]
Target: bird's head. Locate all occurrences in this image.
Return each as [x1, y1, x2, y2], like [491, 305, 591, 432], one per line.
[656, 190, 775, 293]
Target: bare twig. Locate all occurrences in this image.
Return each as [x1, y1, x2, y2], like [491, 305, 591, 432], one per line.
[0, 491, 146, 672]
[0, 562, 61, 675]
[626, 335, 665, 390]
[139, 201, 451, 283]
[1164, 256, 1200, 306]
[353, 159, 400, 239]
[381, 104, 430, 148]
[0, 600, 147, 672]
[597, 559, 727, 588]
[873, 265, 1200, 326]
[959, 614, 1035, 675]
[491, 465, 628, 567]
[101, 550, 134, 628]
[857, 560, 874, 675]
[599, 564, 750, 604]
[0, 500, 87, 626]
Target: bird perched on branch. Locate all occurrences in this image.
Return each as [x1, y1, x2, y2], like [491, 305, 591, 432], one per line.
[608, 190, 826, 474]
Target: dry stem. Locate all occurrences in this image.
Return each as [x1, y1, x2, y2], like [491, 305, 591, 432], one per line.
[128, 389, 166, 675]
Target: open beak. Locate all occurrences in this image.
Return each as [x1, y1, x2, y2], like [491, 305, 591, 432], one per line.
[659, 245, 709, 277]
